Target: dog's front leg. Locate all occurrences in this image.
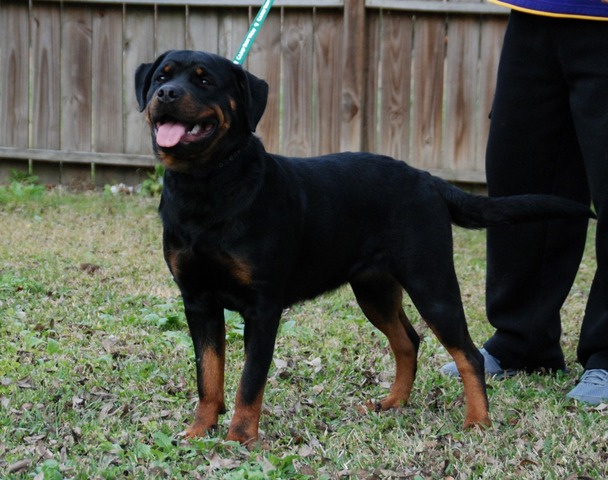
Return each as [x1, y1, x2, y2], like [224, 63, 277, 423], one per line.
[182, 293, 227, 438]
[226, 303, 282, 446]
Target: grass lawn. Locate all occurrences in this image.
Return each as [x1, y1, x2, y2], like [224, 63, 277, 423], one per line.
[0, 188, 606, 479]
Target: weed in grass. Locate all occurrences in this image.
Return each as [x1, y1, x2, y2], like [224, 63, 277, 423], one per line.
[0, 171, 46, 205]
[139, 164, 165, 197]
[0, 191, 606, 479]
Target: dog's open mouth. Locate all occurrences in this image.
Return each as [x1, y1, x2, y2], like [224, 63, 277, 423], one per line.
[155, 117, 216, 148]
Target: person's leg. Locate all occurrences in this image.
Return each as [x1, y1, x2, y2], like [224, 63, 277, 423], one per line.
[483, 12, 590, 371]
[558, 18, 608, 403]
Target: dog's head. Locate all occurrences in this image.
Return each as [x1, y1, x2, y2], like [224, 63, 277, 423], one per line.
[135, 50, 269, 171]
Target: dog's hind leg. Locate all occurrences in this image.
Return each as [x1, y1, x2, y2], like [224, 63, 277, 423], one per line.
[396, 250, 491, 429]
[351, 274, 420, 411]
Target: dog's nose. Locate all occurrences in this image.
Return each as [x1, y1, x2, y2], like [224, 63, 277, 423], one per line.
[157, 85, 183, 103]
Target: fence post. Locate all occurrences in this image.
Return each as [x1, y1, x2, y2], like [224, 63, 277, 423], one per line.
[340, 0, 366, 152]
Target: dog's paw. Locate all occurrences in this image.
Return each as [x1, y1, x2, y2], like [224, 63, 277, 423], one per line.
[463, 415, 492, 430]
[183, 421, 218, 439]
[363, 394, 408, 413]
[225, 422, 260, 449]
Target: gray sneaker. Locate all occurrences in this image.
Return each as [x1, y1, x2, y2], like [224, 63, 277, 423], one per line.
[566, 369, 608, 405]
[439, 348, 521, 379]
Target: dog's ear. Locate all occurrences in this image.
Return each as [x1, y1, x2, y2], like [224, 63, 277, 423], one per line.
[134, 51, 172, 112]
[233, 65, 269, 132]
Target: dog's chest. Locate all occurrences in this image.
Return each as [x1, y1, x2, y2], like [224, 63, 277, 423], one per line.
[164, 237, 253, 292]
[160, 191, 255, 288]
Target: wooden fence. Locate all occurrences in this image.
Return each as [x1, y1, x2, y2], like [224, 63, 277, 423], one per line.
[0, 0, 508, 187]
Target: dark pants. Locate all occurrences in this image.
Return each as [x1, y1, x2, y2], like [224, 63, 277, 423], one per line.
[484, 11, 608, 371]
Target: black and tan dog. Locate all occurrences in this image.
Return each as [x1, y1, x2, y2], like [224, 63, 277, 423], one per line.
[135, 50, 593, 445]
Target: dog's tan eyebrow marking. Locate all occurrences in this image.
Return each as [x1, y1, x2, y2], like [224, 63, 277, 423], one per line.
[195, 67, 205, 76]
[163, 64, 173, 73]
[228, 96, 237, 112]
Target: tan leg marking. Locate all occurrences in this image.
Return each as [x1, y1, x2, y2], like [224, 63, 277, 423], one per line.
[447, 348, 491, 429]
[185, 348, 226, 438]
[226, 388, 264, 447]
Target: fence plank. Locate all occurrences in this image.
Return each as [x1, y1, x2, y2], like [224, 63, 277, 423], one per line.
[362, 9, 381, 153]
[0, 146, 154, 167]
[37, 0, 344, 5]
[61, 5, 93, 152]
[124, 6, 155, 156]
[0, 1, 29, 185]
[312, 9, 343, 155]
[0, 2, 30, 150]
[411, 14, 446, 171]
[379, 10, 413, 161]
[247, 10, 282, 153]
[218, 7, 249, 59]
[187, 7, 220, 51]
[92, 5, 125, 153]
[156, 6, 187, 53]
[31, 3, 61, 151]
[29, 2, 62, 183]
[61, 5, 94, 185]
[340, 0, 365, 152]
[367, 0, 506, 14]
[443, 16, 480, 173]
[281, 9, 314, 157]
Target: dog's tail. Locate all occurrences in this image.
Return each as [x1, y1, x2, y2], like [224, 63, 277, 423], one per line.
[433, 176, 595, 229]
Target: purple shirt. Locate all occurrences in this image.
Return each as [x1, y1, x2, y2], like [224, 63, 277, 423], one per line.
[490, 0, 608, 19]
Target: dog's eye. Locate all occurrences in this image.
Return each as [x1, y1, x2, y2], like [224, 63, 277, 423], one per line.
[200, 78, 211, 86]
[156, 74, 168, 83]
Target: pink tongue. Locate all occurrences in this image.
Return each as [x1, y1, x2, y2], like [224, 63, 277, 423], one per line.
[156, 121, 187, 147]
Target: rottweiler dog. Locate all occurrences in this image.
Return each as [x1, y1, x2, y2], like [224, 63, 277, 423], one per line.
[135, 50, 593, 445]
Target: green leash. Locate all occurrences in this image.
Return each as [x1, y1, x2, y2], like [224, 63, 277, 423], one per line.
[233, 0, 275, 65]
